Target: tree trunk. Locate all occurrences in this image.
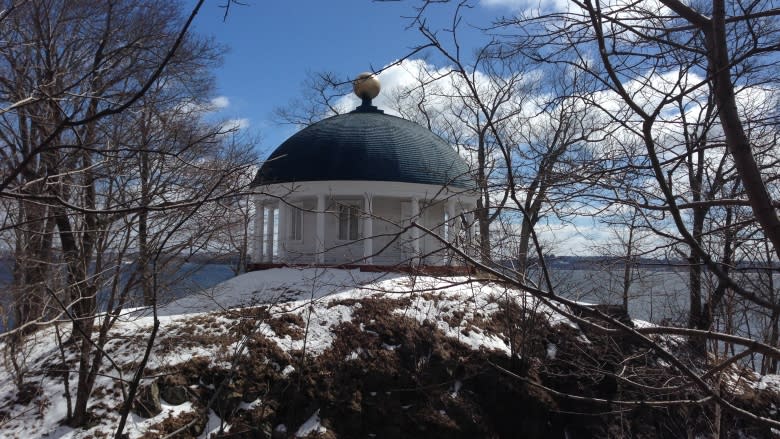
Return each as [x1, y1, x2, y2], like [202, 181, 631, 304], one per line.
[139, 147, 153, 306]
[688, 207, 707, 354]
[707, 0, 780, 261]
[622, 218, 636, 312]
[517, 215, 533, 276]
[476, 133, 491, 262]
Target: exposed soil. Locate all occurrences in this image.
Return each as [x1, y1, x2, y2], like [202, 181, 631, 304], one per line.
[138, 295, 778, 438]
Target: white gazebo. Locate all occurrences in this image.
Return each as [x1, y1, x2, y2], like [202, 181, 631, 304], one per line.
[249, 73, 478, 271]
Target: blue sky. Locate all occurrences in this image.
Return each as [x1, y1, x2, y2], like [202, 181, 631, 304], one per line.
[188, 1, 616, 256]
[189, 0, 513, 152]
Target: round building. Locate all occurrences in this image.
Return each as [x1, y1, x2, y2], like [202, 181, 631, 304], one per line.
[250, 73, 478, 270]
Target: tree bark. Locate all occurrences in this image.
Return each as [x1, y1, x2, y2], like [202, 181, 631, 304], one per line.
[706, 0, 780, 261]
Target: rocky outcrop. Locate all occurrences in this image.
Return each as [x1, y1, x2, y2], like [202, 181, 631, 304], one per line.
[133, 381, 162, 418]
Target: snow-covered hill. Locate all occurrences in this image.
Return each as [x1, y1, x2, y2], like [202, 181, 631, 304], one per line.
[0, 268, 776, 438]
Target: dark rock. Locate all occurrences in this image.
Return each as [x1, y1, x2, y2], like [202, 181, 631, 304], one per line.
[160, 384, 189, 405]
[213, 390, 243, 419]
[133, 381, 162, 418]
[159, 373, 190, 406]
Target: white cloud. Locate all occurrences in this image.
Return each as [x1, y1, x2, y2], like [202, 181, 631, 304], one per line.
[211, 96, 230, 109]
[480, 0, 571, 14]
[222, 118, 250, 132]
[175, 96, 231, 115]
[325, 55, 779, 256]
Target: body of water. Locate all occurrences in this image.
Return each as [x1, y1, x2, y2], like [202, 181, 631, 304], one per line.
[0, 262, 774, 330]
[548, 269, 690, 323]
[0, 261, 236, 331]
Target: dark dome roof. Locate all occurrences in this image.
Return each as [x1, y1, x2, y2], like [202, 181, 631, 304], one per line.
[252, 108, 474, 189]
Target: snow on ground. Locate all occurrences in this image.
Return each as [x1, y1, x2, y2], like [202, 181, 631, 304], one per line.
[295, 409, 327, 437]
[0, 268, 575, 438]
[757, 374, 780, 392]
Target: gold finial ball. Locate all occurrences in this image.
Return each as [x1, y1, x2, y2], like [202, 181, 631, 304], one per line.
[353, 72, 380, 100]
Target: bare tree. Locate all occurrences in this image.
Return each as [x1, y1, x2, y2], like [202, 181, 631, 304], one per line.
[0, 0, 266, 429]
[398, 0, 780, 433]
[487, 0, 779, 335]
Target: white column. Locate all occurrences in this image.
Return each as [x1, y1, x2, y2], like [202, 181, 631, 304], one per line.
[445, 198, 458, 265]
[363, 193, 373, 264]
[277, 201, 287, 261]
[316, 194, 326, 264]
[466, 205, 476, 255]
[265, 206, 275, 263]
[446, 199, 458, 243]
[254, 202, 265, 263]
[411, 196, 420, 262]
